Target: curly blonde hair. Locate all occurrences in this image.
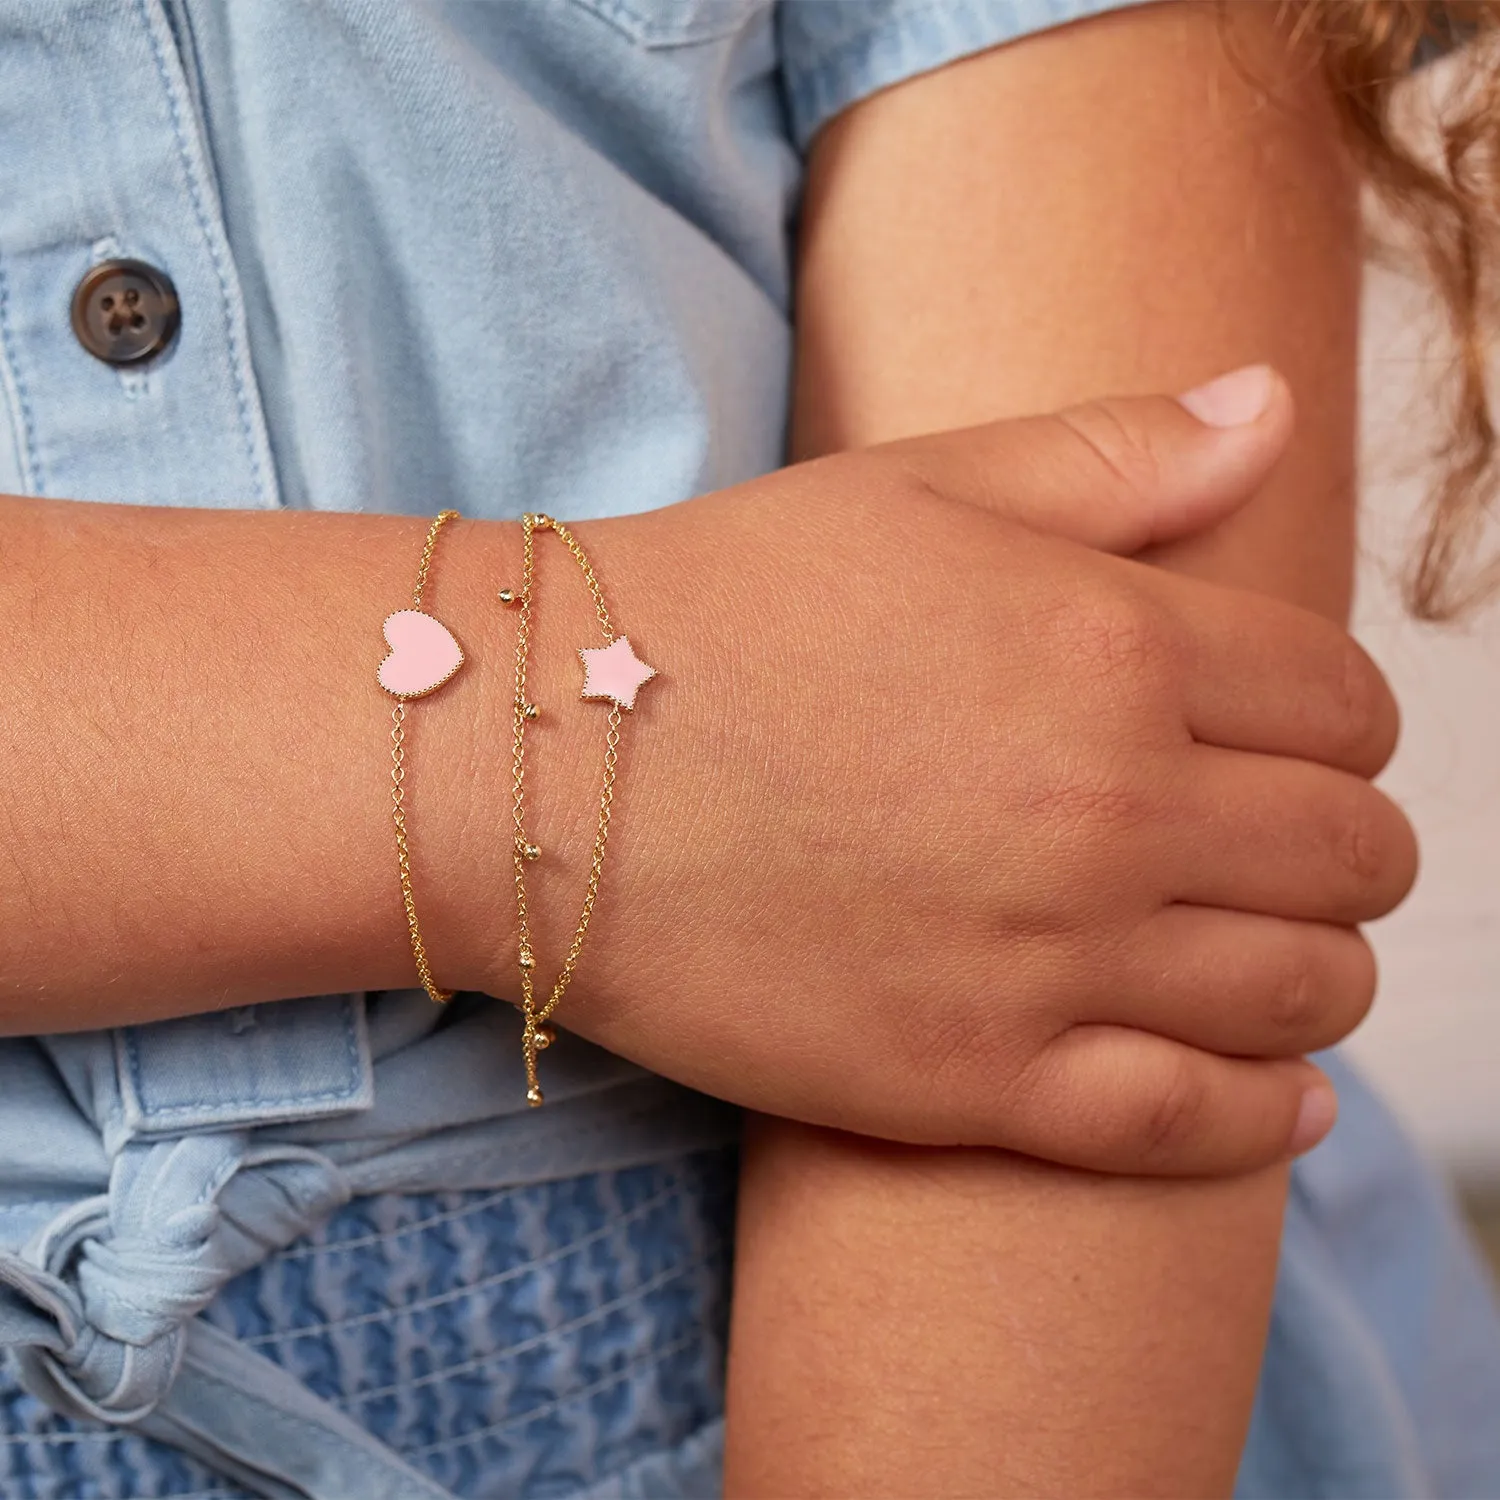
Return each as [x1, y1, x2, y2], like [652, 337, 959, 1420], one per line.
[1310, 1, 1500, 616]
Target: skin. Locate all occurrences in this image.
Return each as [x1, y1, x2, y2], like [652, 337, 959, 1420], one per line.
[0, 400, 1407, 1175]
[726, 3, 1366, 1496]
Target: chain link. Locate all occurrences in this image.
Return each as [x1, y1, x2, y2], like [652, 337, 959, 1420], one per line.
[390, 700, 452, 1003]
[410, 510, 452, 609]
[385, 509, 460, 1005]
[508, 512, 629, 1106]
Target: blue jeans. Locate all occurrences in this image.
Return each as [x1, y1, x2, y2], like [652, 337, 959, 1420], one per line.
[0, 1148, 737, 1500]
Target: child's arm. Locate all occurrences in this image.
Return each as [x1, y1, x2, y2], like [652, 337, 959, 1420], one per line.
[0, 0, 1401, 1173]
[2, 394, 1396, 1176]
[726, 4, 1363, 1493]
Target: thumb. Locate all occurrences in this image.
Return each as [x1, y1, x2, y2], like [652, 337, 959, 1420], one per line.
[885, 364, 1294, 555]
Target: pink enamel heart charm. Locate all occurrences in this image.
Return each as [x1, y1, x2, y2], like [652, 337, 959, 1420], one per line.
[378, 609, 465, 699]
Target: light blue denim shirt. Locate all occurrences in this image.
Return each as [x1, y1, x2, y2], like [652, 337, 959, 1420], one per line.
[1, 3, 1499, 1498]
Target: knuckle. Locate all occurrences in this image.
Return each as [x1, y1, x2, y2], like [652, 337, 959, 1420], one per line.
[1327, 786, 1397, 893]
[897, 985, 1040, 1128]
[1019, 756, 1159, 855]
[1265, 933, 1378, 1049]
[1263, 948, 1325, 1040]
[1063, 588, 1176, 688]
[1134, 1055, 1208, 1165]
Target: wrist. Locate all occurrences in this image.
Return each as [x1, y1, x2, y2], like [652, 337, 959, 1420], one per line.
[418, 510, 670, 1014]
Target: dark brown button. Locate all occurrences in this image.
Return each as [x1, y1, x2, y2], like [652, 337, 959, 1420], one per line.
[71, 259, 180, 366]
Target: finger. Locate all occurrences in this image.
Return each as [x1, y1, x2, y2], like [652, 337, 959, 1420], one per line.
[885, 364, 1294, 554]
[1106, 906, 1376, 1058]
[1014, 1026, 1338, 1176]
[1153, 570, 1400, 777]
[1174, 748, 1418, 924]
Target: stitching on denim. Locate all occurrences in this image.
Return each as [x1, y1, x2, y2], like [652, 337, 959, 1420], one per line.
[131, 0, 271, 507]
[0, 1421, 129, 1448]
[271, 1182, 525, 1263]
[122, 999, 367, 1118]
[243, 1174, 683, 1345]
[0, 256, 42, 494]
[574, 0, 753, 45]
[349, 1250, 718, 1404]
[405, 1328, 707, 1458]
[279, 1138, 717, 1262]
[0, 1416, 236, 1484]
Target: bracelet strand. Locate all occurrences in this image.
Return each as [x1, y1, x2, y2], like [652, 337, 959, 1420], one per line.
[503, 512, 655, 1106]
[379, 509, 465, 1005]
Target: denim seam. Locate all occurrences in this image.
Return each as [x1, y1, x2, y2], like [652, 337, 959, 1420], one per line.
[572, 0, 752, 46]
[132, 0, 273, 508]
[121, 1001, 365, 1118]
[404, 1328, 706, 1458]
[242, 1175, 684, 1344]
[0, 1428, 141, 1448]
[270, 1182, 524, 1263]
[0, 255, 42, 494]
[347, 1250, 717, 1405]
[285, 1138, 716, 1261]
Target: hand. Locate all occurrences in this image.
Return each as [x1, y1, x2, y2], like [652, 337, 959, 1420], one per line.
[522, 367, 1416, 1175]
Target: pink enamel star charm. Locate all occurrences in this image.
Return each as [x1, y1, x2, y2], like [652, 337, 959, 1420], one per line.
[578, 636, 656, 710]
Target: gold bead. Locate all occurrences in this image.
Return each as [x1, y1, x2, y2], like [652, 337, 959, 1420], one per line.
[521, 702, 540, 721]
[532, 1024, 556, 1050]
[498, 588, 516, 605]
[522, 843, 542, 862]
[518, 949, 535, 971]
[526, 1085, 544, 1107]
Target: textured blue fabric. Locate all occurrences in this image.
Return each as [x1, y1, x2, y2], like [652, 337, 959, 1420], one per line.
[0, 2, 1498, 1496]
[0, 1150, 737, 1499]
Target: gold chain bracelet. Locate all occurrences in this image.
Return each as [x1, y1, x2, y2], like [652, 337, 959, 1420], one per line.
[377, 510, 465, 1005]
[501, 513, 656, 1106]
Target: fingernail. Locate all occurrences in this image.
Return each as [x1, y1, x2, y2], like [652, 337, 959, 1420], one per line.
[1289, 1081, 1339, 1156]
[1177, 364, 1275, 427]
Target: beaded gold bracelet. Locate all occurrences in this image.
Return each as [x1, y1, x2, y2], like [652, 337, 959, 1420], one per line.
[500, 513, 656, 1106]
[377, 510, 465, 1005]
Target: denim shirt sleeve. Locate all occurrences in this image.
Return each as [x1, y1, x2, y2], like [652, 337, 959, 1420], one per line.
[778, 0, 1154, 149]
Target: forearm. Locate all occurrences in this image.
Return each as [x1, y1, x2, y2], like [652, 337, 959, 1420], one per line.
[5, 439, 1399, 1170]
[1, 496, 606, 1027]
[729, 1123, 1283, 1498]
[727, 3, 1360, 1494]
